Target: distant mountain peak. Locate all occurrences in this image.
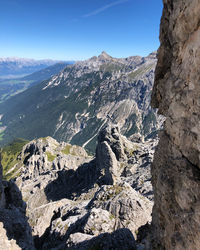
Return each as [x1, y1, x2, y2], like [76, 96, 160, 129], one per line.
[77, 51, 113, 66]
[98, 51, 112, 60]
[145, 51, 157, 59]
[0, 51, 161, 153]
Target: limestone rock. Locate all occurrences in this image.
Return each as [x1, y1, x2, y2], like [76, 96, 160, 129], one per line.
[151, 0, 200, 249]
[0, 179, 35, 249]
[0, 222, 21, 250]
[121, 137, 157, 201]
[83, 208, 115, 235]
[97, 125, 127, 160]
[15, 137, 91, 209]
[66, 232, 94, 247]
[96, 125, 130, 185]
[66, 228, 137, 250]
[96, 140, 119, 185]
[90, 182, 152, 238]
[28, 198, 69, 237]
[1, 125, 157, 249]
[22, 129, 154, 249]
[96, 124, 157, 200]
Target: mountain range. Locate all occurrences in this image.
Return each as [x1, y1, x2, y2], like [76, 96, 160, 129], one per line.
[0, 57, 66, 79]
[0, 52, 161, 249]
[0, 62, 71, 103]
[1, 1, 197, 248]
[0, 51, 163, 153]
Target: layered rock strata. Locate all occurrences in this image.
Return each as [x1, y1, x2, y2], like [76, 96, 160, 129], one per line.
[151, 0, 200, 249]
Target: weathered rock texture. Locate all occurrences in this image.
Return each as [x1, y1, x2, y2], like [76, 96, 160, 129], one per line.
[0, 222, 21, 250]
[1, 125, 157, 249]
[151, 0, 200, 249]
[0, 159, 35, 249]
[0, 51, 163, 154]
[24, 128, 154, 249]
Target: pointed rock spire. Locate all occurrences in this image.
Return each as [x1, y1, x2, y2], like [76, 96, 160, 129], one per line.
[98, 51, 112, 60]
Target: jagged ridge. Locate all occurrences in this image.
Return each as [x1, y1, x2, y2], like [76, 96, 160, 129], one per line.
[0, 52, 163, 153]
[1, 125, 157, 249]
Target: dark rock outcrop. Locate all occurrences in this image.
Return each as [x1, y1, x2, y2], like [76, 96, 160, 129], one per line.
[151, 0, 200, 249]
[66, 228, 137, 250]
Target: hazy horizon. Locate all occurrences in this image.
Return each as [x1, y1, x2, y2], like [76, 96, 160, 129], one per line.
[0, 50, 158, 62]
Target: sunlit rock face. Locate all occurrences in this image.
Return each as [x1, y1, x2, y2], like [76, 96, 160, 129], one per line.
[151, 0, 200, 249]
[1, 125, 157, 249]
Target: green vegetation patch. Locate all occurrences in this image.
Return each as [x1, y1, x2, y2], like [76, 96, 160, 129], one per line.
[1, 138, 28, 180]
[124, 145, 138, 157]
[41, 137, 48, 143]
[0, 132, 4, 141]
[109, 213, 115, 220]
[100, 185, 124, 201]
[46, 151, 56, 162]
[61, 144, 72, 155]
[128, 63, 155, 80]
[64, 224, 68, 231]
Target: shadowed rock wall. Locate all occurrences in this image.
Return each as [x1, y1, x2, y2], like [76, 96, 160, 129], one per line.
[151, 0, 200, 249]
[0, 154, 35, 249]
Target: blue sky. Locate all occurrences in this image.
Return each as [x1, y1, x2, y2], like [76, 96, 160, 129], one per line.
[0, 0, 163, 60]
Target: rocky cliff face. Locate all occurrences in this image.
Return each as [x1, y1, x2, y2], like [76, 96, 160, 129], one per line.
[151, 0, 200, 249]
[0, 52, 163, 153]
[1, 125, 157, 249]
[0, 156, 35, 249]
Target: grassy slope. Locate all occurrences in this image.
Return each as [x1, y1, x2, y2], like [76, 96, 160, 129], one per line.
[1, 138, 28, 180]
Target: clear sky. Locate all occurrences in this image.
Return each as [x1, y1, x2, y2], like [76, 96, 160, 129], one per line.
[0, 0, 163, 60]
